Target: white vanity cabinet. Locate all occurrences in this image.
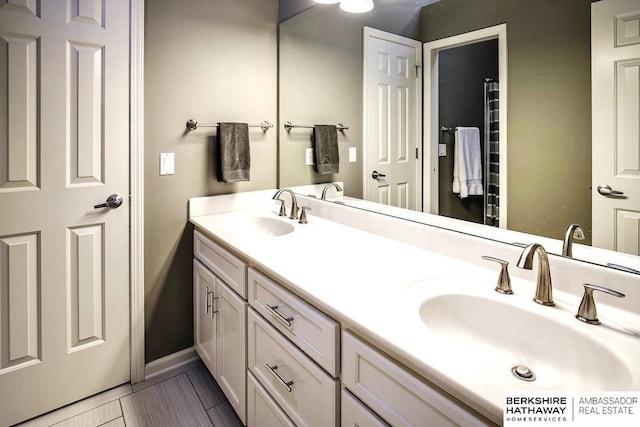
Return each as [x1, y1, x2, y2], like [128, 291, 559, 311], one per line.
[342, 330, 493, 427]
[188, 194, 508, 426]
[193, 231, 248, 424]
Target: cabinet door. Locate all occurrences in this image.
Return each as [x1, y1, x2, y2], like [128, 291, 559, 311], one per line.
[194, 260, 216, 375]
[216, 279, 248, 425]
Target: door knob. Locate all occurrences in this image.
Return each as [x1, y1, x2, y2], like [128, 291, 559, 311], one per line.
[597, 184, 624, 196]
[371, 170, 386, 180]
[94, 194, 124, 209]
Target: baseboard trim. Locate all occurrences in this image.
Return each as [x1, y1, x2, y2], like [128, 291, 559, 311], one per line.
[144, 347, 199, 380]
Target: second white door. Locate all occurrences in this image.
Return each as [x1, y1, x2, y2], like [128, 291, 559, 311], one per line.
[364, 27, 422, 210]
[592, 0, 640, 255]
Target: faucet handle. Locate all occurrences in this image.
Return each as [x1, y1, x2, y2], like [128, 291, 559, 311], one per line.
[275, 199, 287, 217]
[576, 283, 625, 325]
[299, 206, 311, 224]
[481, 256, 513, 295]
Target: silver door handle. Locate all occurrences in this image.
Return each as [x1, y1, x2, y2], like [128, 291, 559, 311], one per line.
[94, 194, 124, 209]
[371, 170, 386, 180]
[597, 184, 624, 196]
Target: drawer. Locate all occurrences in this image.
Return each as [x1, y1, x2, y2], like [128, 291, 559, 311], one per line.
[248, 309, 338, 427]
[341, 388, 389, 427]
[248, 268, 339, 376]
[247, 372, 295, 427]
[342, 330, 493, 427]
[194, 229, 247, 298]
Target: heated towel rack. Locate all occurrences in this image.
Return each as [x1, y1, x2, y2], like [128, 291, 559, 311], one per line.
[284, 121, 349, 132]
[186, 119, 273, 132]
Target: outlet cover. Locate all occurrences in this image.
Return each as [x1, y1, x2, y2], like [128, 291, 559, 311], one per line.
[160, 152, 175, 175]
[349, 146, 357, 162]
[438, 144, 447, 157]
[305, 148, 314, 166]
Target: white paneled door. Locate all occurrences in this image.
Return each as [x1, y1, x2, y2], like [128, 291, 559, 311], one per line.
[0, 1, 131, 425]
[364, 27, 422, 210]
[592, 0, 640, 255]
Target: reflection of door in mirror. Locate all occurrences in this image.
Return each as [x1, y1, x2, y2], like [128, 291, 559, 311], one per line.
[363, 27, 422, 210]
[438, 40, 498, 225]
[592, 0, 640, 256]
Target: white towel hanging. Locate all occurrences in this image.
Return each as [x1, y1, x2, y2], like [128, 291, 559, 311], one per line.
[453, 127, 483, 198]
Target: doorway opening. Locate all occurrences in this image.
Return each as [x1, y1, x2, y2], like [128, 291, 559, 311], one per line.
[423, 24, 508, 228]
[438, 40, 498, 225]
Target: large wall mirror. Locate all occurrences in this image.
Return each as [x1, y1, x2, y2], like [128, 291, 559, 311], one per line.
[278, 0, 640, 272]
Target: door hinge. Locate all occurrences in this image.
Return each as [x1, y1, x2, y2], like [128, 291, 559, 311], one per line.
[415, 65, 421, 78]
[416, 147, 419, 159]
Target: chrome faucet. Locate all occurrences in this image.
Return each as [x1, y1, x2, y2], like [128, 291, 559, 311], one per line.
[272, 188, 299, 219]
[517, 243, 554, 306]
[321, 182, 343, 200]
[562, 224, 585, 257]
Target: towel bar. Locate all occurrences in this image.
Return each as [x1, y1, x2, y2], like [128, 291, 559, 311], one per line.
[440, 126, 455, 132]
[186, 119, 273, 132]
[284, 121, 349, 132]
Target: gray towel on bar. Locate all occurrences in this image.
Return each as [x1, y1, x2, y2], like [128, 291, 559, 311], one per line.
[313, 125, 339, 175]
[218, 122, 250, 183]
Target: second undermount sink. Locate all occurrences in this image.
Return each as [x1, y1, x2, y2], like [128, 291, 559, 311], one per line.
[217, 214, 295, 238]
[404, 279, 634, 391]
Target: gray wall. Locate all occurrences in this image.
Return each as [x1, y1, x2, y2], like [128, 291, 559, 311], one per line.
[144, 0, 278, 363]
[422, 0, 593, 242]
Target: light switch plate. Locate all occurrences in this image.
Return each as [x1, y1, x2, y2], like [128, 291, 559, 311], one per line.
[349, 146, 357, 163]
[305, 148, 314, 166]
[160, 152, 175, 175]
[438, 144, 447, 157]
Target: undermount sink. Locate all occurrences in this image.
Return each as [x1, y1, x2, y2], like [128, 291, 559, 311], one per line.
[218, 214, 295, 238]
[403, 279, 633, 391]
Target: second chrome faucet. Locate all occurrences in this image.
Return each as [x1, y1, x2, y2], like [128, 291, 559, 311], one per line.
[517, 243, 554, 306]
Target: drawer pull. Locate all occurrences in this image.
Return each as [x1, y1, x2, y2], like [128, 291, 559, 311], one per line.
[265, 304, 294, 328]
[265, 363, 294, 393]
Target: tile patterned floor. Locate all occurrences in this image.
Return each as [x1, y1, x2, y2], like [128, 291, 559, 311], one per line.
[18, 360, 243, 427]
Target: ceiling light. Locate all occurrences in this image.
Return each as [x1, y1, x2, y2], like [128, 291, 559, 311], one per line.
[313, 0, 341, 4]
[339, 0, 374, 13]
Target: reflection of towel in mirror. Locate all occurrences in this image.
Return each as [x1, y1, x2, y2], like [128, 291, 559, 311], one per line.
[218, 122, 250, 183]
[313, 125, 339, 175]
[453, 127, 483, 198]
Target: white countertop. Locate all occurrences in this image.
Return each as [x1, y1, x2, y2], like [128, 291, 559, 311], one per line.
[189, 192, 640, 424]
